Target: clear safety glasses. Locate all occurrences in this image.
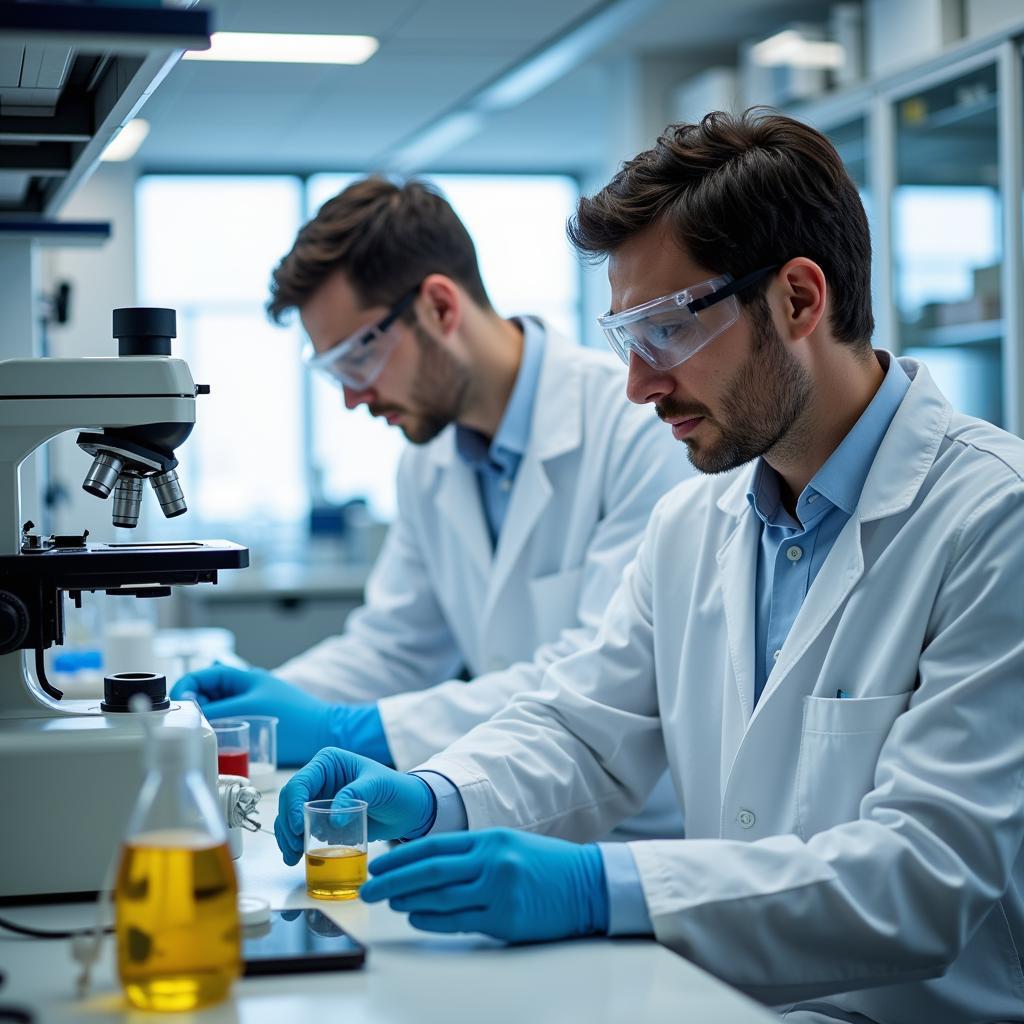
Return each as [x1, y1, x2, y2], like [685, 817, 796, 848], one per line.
[305, 285, 420, 390]
[597, 265, 779, 371]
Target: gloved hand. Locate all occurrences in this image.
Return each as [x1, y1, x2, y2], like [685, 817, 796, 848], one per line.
[170, 665, 394, 767]
[171, 665, 332, 766]
[360, 829, 609, 943]
[274, 748, 436, 864]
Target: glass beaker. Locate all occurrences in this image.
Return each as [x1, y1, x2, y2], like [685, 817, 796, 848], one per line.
[115, 726, 241, 1012]
[241, 715, 278, 787]
[209, 718, 250, 779]
[304, 798, 368, 901]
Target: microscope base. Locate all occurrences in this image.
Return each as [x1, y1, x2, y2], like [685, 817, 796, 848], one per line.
[0, 700, 218, 901]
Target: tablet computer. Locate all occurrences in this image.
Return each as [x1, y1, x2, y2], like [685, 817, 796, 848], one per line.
[242, 909, 366, 975]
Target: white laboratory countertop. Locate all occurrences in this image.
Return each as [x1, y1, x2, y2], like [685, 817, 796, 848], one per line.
[0, 773, 776, 1023]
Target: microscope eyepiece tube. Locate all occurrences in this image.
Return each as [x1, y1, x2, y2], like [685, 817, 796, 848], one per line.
[82, 452, 124, 499]
[150, 469, 187, 519]
[112, 473, 144, 528]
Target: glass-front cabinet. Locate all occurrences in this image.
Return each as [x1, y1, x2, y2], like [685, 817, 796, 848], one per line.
[892, 63, 1004, 426]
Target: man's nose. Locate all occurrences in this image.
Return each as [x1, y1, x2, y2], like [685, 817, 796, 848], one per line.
[342, 384, 373, 410]
[625, 350, 675, 406]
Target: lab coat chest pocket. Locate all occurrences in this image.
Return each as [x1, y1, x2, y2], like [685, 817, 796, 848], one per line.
[529, 567, 584, 646]
[796, 690, 913, 840]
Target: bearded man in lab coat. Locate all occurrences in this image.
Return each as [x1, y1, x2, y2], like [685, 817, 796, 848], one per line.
[274, 114, 1024, 1024]
[173, 176, 689, 839]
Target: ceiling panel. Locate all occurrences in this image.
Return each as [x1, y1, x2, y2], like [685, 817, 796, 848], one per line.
[204, 0, 419, 37]
[391, 0, 602, 43]
[138, 0, 841, 175]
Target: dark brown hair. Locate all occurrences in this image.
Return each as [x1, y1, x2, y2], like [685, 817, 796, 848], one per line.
[568, 110, 873, 349]
[267, 176, 491, 323]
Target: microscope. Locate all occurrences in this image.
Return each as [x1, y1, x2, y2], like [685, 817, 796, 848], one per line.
[0, 308, 249, 901]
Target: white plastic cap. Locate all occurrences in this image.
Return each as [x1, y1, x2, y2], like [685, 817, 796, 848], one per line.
[237, 894, 271, 927]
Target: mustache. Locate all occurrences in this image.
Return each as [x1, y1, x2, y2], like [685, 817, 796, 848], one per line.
[369, 404, 405, 417]
[656, 399, 711, 422]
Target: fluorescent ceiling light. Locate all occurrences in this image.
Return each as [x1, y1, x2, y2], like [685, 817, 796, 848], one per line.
[100, 118, 149, 162]
[182, 31, 378, 65]
[387, 0, 659, 173]
[752, 30, 845, 70]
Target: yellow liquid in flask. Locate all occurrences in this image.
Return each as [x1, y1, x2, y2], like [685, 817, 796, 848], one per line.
[115, 830, 240, 1012]
[305, 846, 367, 900]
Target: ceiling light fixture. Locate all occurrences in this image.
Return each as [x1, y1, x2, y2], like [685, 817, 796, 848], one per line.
[182, 31, 379, 65]
[751, 30, 845, 70]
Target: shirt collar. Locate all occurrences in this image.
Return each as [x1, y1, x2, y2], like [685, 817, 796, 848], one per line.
[747, 351, 912, 527]
[456, 316, 545, 473]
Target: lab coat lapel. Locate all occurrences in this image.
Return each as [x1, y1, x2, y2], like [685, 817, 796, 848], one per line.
[748, 355, 951, 718]
[484, 329, 580, 619]
[429, 432, 493, 579]
[715, 469, 761, 730]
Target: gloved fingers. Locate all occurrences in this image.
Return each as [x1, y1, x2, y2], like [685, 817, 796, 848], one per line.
[329, 792, 368, 828]
[278, 751, 346, 836]
[273, 812, 302, 866]
[368, 832, 477, 875]
[197, 693, 261, 722]
[406, 910, 489, 936]
[169, 673, 210, 702]
[360, 853, 482, 904]
[387, 879, 489, 915]
[170, 665, 247, 702]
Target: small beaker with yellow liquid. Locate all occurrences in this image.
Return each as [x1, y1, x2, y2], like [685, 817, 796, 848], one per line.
[116, 725, 240, 1012]
[304, 799, 368, 900]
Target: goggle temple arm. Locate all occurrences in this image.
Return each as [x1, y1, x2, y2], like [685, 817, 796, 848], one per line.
[687, 265, 781, 314]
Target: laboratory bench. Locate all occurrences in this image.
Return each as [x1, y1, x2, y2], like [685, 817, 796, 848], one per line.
[175, 561, 371, 669]
[0, 771, 776, 1023]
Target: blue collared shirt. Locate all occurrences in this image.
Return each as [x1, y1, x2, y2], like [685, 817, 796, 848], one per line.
[749, 353, 911, 705]
[454, 316, 545, 548]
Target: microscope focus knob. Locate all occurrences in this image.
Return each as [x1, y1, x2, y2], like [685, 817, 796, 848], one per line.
[0, 592, 29, 654]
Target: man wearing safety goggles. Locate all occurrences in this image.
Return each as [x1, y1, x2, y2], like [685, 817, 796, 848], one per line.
[275, 113, 1024, 1023]
[172, 175, 690, 840]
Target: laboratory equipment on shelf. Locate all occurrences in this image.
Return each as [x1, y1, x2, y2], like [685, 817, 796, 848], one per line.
[0, 307, 249, 900]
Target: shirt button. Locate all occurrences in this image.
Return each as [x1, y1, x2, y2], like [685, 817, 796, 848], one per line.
[773, 649, 782, 662]
[499, 479, 512, 492]
[786, 545, 803, 562]
[807, 494, 819, 504]
[737, 809, 756, 829]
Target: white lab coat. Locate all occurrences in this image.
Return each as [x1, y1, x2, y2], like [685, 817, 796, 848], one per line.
[276, 322, 691, 837]
[421, 358, 1024, 1024]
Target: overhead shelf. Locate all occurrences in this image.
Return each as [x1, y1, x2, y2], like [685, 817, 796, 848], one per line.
[904, 319, 1004, 348]
[0, 3, 211, 216]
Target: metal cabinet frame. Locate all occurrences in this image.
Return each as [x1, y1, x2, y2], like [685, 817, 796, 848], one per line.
[791, 19, 1024, 436]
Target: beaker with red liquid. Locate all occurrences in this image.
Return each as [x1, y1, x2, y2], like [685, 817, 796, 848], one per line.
[210, 718, 250, 779]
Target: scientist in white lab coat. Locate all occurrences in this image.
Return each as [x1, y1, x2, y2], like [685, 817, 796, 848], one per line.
[173, 176, 689, 838]
[275, 113, 1024, 1024]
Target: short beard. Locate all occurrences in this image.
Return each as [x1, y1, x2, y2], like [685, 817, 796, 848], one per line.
[660, 298, 813, 475]
[400, 321, 472, 445]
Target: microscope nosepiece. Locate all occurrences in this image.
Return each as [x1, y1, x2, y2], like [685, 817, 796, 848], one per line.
[82, 452, 124, 499]
[112, 473, 144, 528]
[150, 469, 187, 519]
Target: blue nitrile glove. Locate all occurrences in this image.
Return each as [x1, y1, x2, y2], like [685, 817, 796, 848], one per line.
[274, 748, 436, 864]
[361, 829, 609, 943]
[170, 664, 393, 767]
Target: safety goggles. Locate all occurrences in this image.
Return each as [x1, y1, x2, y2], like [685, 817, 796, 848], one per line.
[305, 285, 420, 390]
[597, 265, 779, 371]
